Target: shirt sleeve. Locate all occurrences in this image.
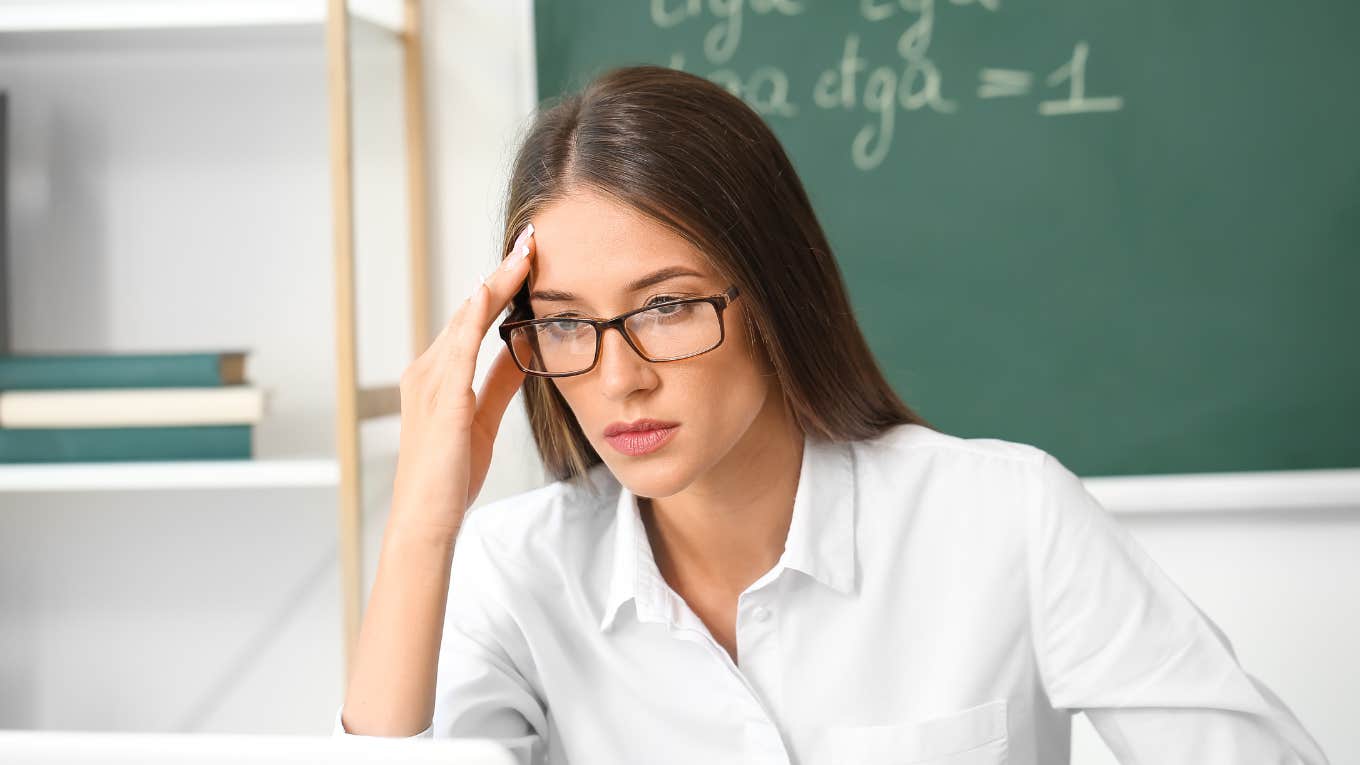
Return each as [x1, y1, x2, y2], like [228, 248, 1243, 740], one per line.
[1026, 451, 1331, 764]
[332, 508, 548, 765]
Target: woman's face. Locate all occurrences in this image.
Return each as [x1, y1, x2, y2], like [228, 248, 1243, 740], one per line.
[526, 187, 779, 499]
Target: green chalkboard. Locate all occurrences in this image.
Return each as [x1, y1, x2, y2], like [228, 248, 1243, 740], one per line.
[532, 0, 1360, 477]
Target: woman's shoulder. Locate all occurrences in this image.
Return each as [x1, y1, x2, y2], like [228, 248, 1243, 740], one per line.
[855, 422, 1050, 473]
[851, 424, 1070, 552]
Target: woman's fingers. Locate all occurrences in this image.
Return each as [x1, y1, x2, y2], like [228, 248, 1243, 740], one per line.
[463, 345, 528, 507]
[418, 300, 466, 368]
[480, 222, 535, 324]
[470, 345, 527, 448]
[442, 223, 536, 398]
[387, 222, 538, 528]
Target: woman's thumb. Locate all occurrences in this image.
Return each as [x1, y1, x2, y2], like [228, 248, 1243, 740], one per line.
[473, 345, 527, 439]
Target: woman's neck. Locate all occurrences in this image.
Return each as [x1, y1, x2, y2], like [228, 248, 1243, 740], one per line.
[639, 394, 804, 599]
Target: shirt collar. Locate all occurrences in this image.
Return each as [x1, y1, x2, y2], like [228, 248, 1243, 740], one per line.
[599, 431, 857, 632]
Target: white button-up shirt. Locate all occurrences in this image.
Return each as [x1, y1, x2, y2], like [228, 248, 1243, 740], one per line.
[335, 423, 1329, 764]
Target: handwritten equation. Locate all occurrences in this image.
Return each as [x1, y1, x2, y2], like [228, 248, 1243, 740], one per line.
[652, 0, 1126, 170]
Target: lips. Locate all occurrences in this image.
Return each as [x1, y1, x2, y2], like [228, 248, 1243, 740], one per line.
[604, 418, 680, 437]
[603, 419, 680, 457]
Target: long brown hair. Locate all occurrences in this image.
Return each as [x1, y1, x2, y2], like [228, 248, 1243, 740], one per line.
[495, 65, 936, 485]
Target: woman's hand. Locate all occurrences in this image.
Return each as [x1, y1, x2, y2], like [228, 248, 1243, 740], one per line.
[340, 224, 535, 736]
[389, 223, 536, 540]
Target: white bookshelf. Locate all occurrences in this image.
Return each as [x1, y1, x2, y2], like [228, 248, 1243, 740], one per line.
[0, 0, 430, 677]
[0, 458, 340, 492]
[0, 0, 402, 34]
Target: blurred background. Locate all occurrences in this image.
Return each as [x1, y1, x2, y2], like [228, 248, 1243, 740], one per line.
[0, 1, 1355, 763]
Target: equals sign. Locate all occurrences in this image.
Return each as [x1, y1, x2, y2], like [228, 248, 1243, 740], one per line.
[978, 68, 1033, 98]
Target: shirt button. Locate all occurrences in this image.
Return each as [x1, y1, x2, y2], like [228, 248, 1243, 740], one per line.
[752, 606, 772, 623]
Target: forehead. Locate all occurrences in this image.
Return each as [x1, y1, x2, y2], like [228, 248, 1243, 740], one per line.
[527, 189, 715, 300]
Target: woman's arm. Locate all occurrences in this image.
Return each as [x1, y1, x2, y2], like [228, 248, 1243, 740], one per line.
[339, 521, 458, 736]
[334, 502, 548, 765]
[338, 223, 536, 737]
[1027, 452, 1331, 764]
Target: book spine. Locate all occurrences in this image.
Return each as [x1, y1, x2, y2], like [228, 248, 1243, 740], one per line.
[0, 387, 265, 428]
[0, 425, 252, 463]
[0, 353, 238, 390]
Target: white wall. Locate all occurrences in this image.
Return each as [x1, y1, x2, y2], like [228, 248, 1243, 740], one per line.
[0, 3, 1351, 763]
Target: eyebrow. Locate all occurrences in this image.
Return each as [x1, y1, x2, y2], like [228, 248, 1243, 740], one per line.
[529, 266, 707, 302]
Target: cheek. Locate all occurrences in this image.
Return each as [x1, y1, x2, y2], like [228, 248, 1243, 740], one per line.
[712, 314, 769, 382]
[683, 336, 771, 417]
[550, 378, 614, 442]
[550, 377, 588, 416]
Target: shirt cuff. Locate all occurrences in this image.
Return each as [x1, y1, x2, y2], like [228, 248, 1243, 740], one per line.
[334, 705, 434, 738]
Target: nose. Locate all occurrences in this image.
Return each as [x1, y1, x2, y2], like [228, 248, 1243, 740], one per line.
[594, 324, 656, 399]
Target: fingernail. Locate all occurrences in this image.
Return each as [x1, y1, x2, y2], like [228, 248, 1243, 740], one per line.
[502, 223, 534, 271]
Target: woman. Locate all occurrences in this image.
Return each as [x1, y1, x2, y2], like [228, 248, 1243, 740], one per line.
[334, 66, 1328, 764]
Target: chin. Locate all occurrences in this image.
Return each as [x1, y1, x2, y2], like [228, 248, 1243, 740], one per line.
[602, 448, 695, 500]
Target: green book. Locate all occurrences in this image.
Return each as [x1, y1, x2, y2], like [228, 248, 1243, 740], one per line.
[0, 351, 247, 391]
[0, 425, 252, 463]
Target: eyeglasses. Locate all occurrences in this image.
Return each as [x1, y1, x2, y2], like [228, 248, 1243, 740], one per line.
[498, 286, 741, 378]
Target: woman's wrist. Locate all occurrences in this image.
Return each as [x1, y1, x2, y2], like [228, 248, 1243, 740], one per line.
[385, 509, 464, 556]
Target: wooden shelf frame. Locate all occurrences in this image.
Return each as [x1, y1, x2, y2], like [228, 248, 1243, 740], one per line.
[326, 0, 431, 685]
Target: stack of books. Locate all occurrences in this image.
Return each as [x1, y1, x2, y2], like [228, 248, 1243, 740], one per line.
[0, 350, 264, 463]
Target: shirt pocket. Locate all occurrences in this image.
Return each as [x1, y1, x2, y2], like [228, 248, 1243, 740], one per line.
[827, 698, 1008, 765]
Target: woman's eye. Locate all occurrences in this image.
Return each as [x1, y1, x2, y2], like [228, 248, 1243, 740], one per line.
[544, 318, 589, 337]
[648, 297, 696, 318]
[647, 295, 682, 306]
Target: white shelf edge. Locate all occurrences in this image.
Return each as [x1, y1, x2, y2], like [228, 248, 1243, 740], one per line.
[0, 0, 402, 35]
[1085, 467, 1360, 514]
[0, 457, 341, 492]
[4, 458, 1355, 510]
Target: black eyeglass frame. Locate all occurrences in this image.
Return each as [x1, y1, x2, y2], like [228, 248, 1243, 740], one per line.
[497, 285, 742, 378]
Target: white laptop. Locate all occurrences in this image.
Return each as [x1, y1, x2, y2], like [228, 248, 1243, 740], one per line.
[0, 730, 518, 765]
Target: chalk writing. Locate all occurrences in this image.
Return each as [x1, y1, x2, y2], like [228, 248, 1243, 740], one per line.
[651, 0, 806, 65]
[978, 68, 1032, 98]
[668, 53, 799, 116]
[652, 0, 1124, 171]
[1039, 42, 1125, 116]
